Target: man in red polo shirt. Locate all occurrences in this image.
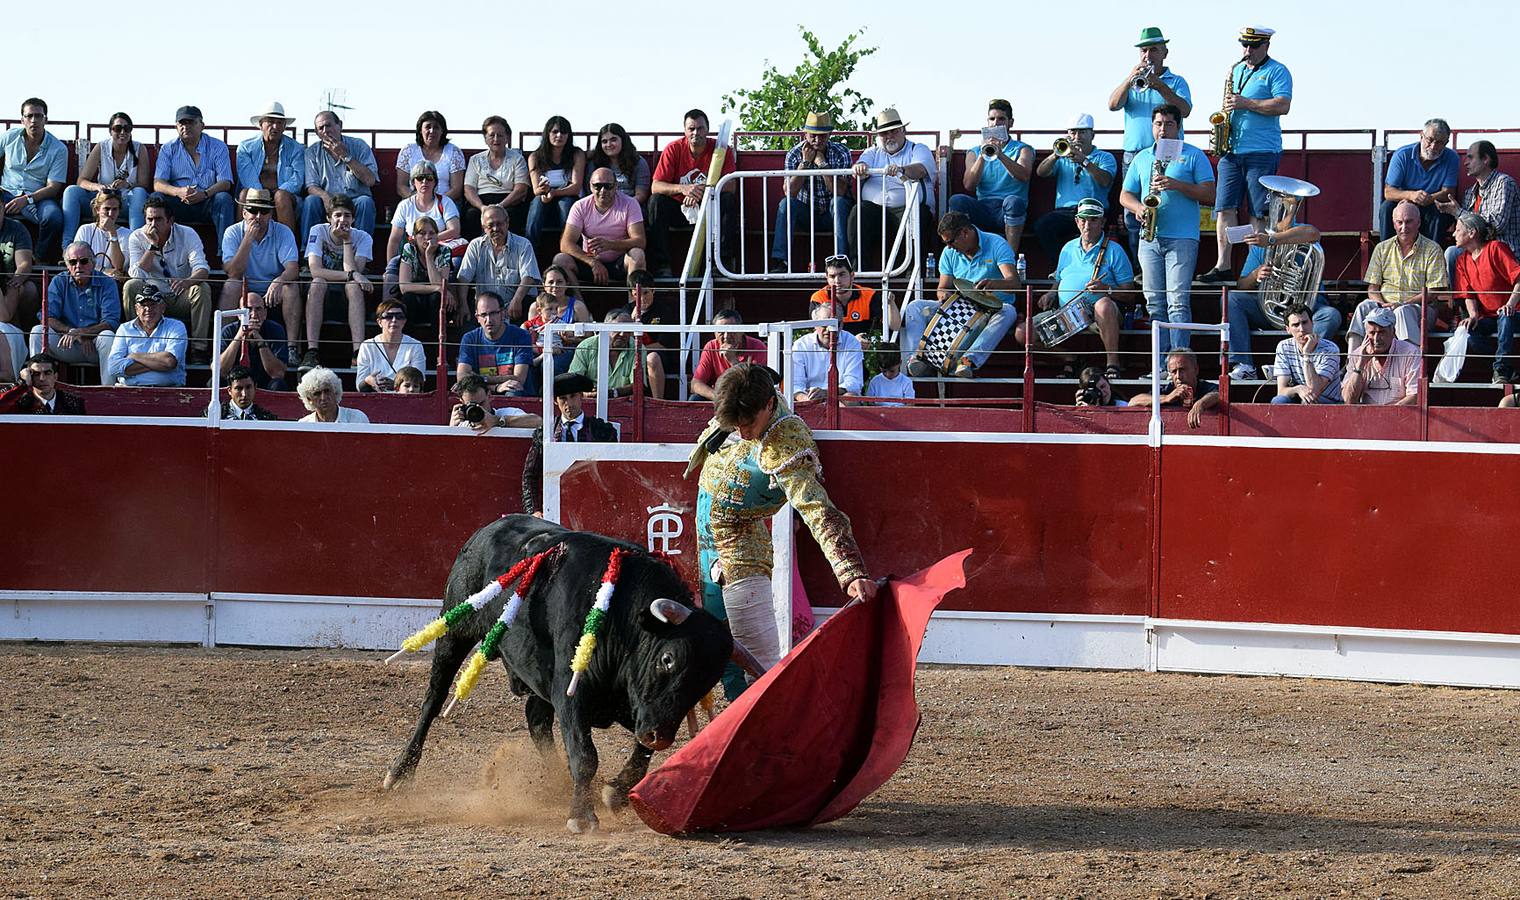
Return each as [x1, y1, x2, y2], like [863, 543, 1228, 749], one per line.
[648, 109, 737, 276]
[691, 308, 765, 400]
[1452, 211, 1520, 383]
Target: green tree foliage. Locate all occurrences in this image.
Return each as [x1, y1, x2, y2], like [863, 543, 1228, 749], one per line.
[721, 27, 878, 151]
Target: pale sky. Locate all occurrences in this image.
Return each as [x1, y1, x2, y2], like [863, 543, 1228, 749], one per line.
[7, 0, 1515, 152]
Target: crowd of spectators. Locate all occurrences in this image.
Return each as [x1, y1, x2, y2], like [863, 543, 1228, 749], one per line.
[3, 23, 1518, 423]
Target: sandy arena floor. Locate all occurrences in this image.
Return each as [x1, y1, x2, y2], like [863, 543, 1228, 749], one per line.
[1, 644, 1518, 899]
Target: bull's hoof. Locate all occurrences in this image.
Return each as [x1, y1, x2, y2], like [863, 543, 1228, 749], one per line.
[381, 769, 408, 791]
[565, 812, 600, 834]
[601, 784, 630, 812]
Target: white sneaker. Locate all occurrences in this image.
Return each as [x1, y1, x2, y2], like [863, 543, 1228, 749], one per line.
[1229, 363, 1257, 381]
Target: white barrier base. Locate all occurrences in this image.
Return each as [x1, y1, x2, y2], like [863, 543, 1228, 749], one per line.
[6, 591, 1520, 690]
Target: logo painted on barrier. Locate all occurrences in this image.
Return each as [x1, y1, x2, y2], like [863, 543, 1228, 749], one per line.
[645, 504, 684, 555]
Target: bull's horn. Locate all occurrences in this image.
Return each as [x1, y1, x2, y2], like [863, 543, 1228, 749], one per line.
[649, 598, 693, 624]
[730, 639, 766, 679]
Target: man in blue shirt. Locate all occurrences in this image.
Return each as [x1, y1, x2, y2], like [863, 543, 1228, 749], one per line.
[771, 112, 855, 272]
[237, 101, 305, 240]
[1200, 26, 1293, 283]
[105, 283, 188, 386]
[1032, 114, 1118, 260]
[1225, 210, 1341, 382]
[947, 99, 1033, 256]
[456, 290, 533, 395]
[220, 189, 299, 318]
[152, 105, 236, 254]
[1016, 199, 1133, 377]
[900, 211, 1022, 378]
[1107, 27, 1193, 263]
[0, 98, 68, 263]
[303, 111, 379, 245]
[28, 241, 118, 384]
[1121, 105, 1216, 355]
[1380, 119, 1459, 242]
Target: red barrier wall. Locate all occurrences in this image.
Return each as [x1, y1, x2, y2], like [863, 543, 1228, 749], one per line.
[1158, 444, 1520, 634]
[7, 420, 1520, 639]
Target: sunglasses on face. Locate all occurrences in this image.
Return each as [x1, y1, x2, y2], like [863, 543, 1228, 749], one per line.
[65, 257, 92, 266]
[379, 312, 407, 321]
[414, 175, 435, 183]
[136, 298, 164, 306]
[110, 124, 131, 133]
[590, 182, 617, 191]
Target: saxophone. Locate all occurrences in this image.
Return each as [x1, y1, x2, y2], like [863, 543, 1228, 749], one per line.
[1208, 71, 1233, 156]
[1140, 157, 1165, 242]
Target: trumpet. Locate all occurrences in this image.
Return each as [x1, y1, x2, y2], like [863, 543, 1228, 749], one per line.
[1132, 62, 1155, 91]
[1052, 137, 1073, 158]
[1208, 72, 1233, 156]
[1140, 158, 1165, 242]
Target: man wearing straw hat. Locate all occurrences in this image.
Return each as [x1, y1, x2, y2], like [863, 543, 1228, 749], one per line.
[220, 188, 299, 316]
[849, 107, 936, 272]
[770, 112, 854, 273]
[238, 101, 305, 236]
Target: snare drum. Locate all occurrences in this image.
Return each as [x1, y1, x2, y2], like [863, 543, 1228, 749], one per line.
[1032, 299, 1095, 348]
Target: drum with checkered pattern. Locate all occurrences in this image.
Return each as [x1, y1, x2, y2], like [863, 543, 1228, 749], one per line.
[917, 297, 992, 374]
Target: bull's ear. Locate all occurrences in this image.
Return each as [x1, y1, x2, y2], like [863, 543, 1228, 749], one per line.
[649, 598, 693, 625]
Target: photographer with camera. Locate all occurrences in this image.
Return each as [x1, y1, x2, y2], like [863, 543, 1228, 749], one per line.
[1074, 365, 1128, 407]
[449, 373, 541, 434]
[521, 371, 618, 515]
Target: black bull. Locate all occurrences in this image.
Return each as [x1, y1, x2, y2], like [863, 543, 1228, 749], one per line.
[383, 515, 759, 833]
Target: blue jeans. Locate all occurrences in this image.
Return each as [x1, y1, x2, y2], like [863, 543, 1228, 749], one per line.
[1226, 289, 1343, 366]
[155, 191, 235, 244]
[1214, 152, 1282, 217]
[900, 298, 1018, 370]
[526, 195, 576, 247]
[947, 193, 1027, 230]
[1271, 392, 1341, 404]
[771, 195, 852, 261]
[16, 197, 64, 262]
[1466, 315, 1518, 376]
[62, 185, 148, 240]
[1138, 237, 1199, 353]
[300, 193, 377, 246]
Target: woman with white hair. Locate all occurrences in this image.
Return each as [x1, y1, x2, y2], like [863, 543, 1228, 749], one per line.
[297, 366, 370, 423]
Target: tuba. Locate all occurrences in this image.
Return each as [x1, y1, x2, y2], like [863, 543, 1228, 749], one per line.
[1256, 176, 1325, 327]
[1208, 71, 1233, 156]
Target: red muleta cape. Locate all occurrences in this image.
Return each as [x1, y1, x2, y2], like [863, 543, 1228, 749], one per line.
[629, 549, 970, 834]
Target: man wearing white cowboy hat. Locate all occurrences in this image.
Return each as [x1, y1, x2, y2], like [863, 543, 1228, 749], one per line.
[849, 107, 936, 271]
[238, 101, 306, 236]
[770, 112, 855, 273]
[220, 188, 299, 318]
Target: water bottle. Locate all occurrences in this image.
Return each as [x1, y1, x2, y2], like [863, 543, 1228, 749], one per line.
[1016, 253, 1028, 283]
[924, 253, 937, 280]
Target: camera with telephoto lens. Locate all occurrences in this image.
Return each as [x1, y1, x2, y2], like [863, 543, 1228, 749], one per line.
[460, 402, 488, 424]
[1078, 386, 1103, 406]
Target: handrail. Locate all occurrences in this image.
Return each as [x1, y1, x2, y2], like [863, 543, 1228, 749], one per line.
[208, 307, 249, 425]
[1147, 320, 1229, 448]
[706, 167, 921, 281]
[541, 318, 828, 441]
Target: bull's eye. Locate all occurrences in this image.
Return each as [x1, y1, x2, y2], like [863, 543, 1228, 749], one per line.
[659, 651, 676, 673]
